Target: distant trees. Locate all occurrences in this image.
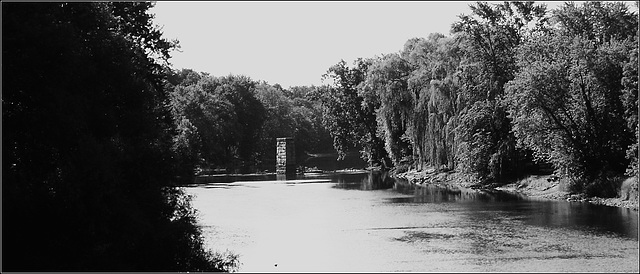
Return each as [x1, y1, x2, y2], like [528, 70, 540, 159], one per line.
[3, 2, 237, 271]
[254, 83, 332, 170]
[167, 70, 332, 174]
[168, 72, 266, 173]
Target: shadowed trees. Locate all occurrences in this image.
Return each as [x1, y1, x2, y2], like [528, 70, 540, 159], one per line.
[3, 2, 238, 271]
[169, 73, 266, 174]
[313, 59, 392, 169]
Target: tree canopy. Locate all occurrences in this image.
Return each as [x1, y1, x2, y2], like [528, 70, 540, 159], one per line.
[313, 1, 637, 194]
[3, 2, 237, 271]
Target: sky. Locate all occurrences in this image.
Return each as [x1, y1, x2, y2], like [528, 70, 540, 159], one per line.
[150, 1, 631, 89]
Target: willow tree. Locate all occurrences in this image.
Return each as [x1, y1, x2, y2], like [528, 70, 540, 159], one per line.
[361, 53, 415, 167]
[401, 33, 464, 172]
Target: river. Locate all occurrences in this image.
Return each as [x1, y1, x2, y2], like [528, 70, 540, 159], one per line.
[184, 171, 639, 272]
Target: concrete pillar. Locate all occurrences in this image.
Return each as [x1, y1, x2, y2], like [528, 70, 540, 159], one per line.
[276, 137, 296, 180]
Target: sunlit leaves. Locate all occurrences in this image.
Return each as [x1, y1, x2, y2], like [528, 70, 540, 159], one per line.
[505, 28, 635, 192]
[552, 1, 637, 45]
[315, 59, 391, 167]
[168, 72, 265, 172]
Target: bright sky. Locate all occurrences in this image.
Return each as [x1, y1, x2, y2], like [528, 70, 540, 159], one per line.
[150, 1, 630, 89]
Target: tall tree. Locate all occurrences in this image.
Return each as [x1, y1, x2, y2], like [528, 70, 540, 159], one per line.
[401, 33, 464, 171]
[3, 2, 236, 271]
[169, 74, 238, 172]
[214, 75, 266, 172]
[504, 1, 638, 195]
[451, 1, 548, 182]
[314, 59, 392, 168]
[362, 53, 414, 167]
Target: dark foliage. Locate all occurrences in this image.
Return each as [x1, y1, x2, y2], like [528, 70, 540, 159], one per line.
[3, 2, 236, 271]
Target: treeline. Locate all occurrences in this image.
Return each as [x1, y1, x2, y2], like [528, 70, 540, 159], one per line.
[314, 1, 638, 197]
[3, 1, 637, 270]
[165, 70, 333, 176]
[3, 2, 240, 271]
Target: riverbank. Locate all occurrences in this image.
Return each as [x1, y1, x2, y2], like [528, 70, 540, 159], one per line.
[394, 169, 639, 211]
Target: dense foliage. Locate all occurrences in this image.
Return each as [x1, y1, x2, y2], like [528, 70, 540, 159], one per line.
[168, 72, 266, 174]
[505, 1, 638, 195]
[313, 59, 392, 168]
[314, 1, 637, 195]
[167, 70, 332, 175]
[3, 2, 238, 271]
[255, 83, 333, 170]
[3, 1, 637, 270]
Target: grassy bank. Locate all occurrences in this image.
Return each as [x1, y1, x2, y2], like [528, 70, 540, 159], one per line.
[393, 169, 638, 211]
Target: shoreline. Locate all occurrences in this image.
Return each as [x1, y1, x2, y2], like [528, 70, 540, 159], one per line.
[393, 169, 639, 211]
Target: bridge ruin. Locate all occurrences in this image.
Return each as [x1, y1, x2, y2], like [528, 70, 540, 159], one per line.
[276, 137, 296, 180]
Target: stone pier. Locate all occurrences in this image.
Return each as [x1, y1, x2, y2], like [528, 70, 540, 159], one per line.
[276, 137, 296, 180]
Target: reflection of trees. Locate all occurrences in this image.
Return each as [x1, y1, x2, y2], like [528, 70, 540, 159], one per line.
[333, 171, 395, 190]
[391, 181, 527, 204]
[459, 200, 639, 258]
[524, 202, 638, 239]
[361, 171, 396, 190]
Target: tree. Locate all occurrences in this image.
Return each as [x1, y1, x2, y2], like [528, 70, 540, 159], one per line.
[169, 74, 238, 173]
[254, 82, 296, 170]
[287, 86, 334, 162]
[362, 53, 414, 167]
[169, 73, 266, 173]
[451, 1, 548, 182]
[314, 59, 392, 168]
[253, 83, 333, 172]
[621, 36, 638, 177]
[3, 2, 236, 271]
[552, 1, 639, 178]
[553, 1, 638, 45]
[212, 75, 266, 172]
[505, 32, 635, 196]
[402, 33, 464, 171]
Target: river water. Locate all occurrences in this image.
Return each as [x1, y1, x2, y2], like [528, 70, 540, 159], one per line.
[185, 171, 639, 272]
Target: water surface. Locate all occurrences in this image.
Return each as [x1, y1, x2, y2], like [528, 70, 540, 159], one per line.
[185, 171, 639, 272]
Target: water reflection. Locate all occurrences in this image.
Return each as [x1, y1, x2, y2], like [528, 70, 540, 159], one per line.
[193, 173, 276, 184]
[276, 173, 297, 181]
[191, 170, 638, 240]
[341, 171, 639, 240]
[517, 201, 639, 239]
[332, 171, 395, 190]
[390, 178, 527, 204]
[187, 169, 638, 271]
